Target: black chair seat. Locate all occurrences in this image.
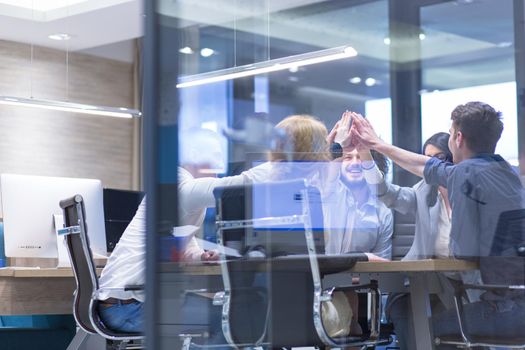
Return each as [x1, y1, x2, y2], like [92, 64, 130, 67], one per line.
[214, 181, 384, 349]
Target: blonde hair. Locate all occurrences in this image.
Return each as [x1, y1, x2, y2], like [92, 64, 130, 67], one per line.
[270, 114, 330, 162]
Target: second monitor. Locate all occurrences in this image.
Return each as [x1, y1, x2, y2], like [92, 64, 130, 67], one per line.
[103, 188, 145, 252]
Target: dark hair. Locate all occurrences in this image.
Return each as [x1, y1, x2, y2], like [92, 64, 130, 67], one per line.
[423, 132, 452, 207]
[450, 102, 503, 154]
[422, 132, 453, 163]
[371, 150, 389, 175]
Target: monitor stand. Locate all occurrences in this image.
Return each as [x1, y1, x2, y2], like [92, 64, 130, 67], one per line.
[54, 214, 71, 268]
[4, 215, 69, 268]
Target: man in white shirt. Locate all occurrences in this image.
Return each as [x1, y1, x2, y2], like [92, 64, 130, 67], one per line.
[97, 128, 261, 333]
[323, 147, 393, 259]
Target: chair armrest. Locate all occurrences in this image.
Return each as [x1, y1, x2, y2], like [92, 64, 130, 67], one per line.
[332, 282, 379, 294]
[322, 280, 379, 300]
[460, 283, 525, 292]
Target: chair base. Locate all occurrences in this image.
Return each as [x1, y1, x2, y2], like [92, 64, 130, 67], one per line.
[107, 339, 144, 350]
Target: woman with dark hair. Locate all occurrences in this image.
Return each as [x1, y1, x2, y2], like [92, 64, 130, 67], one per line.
[359, 131, 454, 350]
[360, 131, 453, 260]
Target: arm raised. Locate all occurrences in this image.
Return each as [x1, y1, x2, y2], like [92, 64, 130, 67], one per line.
[351, 113, 429, 178]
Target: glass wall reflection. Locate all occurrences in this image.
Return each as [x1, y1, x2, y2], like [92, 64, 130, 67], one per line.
[150, 0, 525, 348]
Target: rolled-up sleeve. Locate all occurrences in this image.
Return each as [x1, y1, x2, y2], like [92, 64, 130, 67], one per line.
[423, 157, 454, 188]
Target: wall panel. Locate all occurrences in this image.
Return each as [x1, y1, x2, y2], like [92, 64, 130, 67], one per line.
[0, 40, 135, 191]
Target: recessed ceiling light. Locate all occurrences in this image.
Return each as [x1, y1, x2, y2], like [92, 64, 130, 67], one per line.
[349, 77, 362, 84]
[383, 37, 391, 45]
[200, 48, 215, 57]
[48, 33, 71, 41]
[179, 46, 194, 55]
[419, 33, 426, 40]
[365, 78, 376, 87]
[288, 66, 299, 73]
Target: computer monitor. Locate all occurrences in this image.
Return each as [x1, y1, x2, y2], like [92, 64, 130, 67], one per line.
[1, 174, 107, 259]
[103, 188, 145, 252]
[213, 179, 325, 257]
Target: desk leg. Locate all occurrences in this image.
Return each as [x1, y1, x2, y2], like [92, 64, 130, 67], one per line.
[408, 273, 435, 350]
[66, 329, 105, 350]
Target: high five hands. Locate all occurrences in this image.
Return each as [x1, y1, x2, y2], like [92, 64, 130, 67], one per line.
[349, 112, 382, 151]
[328, 110, 381, 152]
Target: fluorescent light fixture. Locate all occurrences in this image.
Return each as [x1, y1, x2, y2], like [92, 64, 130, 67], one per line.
[0, 96, 141, 118]
[0, 0, 87, 12]
[48, 33, 71, 41]
[177, 46, 358, 88]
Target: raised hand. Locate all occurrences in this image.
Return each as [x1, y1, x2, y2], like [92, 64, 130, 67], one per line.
[335, 111, 355, 150]
[327, 120, 340, 145]
[350, 112, 382, 150]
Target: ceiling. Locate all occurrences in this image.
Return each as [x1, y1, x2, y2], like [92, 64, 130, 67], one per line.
[0, 0, 517, 95]
[0, 0, 142, 62]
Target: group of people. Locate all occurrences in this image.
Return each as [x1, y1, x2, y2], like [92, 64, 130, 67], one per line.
[96, 101, 525, 349]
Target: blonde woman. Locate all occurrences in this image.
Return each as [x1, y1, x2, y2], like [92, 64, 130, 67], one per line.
[246, 114, 391, 340]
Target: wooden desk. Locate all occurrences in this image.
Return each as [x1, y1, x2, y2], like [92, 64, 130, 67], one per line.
[160, 259, 478, 350]
[0, 267, 102, 315]
[165, 258, 477, 275]
[0, 267, 107, 350]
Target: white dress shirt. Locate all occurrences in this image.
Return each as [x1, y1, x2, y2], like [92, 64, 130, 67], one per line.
[98, 167, 254, 302]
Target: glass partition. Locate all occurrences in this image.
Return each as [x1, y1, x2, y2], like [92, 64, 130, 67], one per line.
[146, 1, 525, 348]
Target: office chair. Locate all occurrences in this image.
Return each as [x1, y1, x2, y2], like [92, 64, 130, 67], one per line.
[204, 180, 390, 349]
[434, 209, 525, 349]
[59, 195, 144, 350]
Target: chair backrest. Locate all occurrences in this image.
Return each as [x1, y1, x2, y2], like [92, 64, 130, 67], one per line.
[491, 209, 525, 256]
[214, 180, 363, 348]
[392, 212, 416, 260]
[482, 208, 525, 286]
[213, 180, 325, 257]
[59, 195, 99, 334]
